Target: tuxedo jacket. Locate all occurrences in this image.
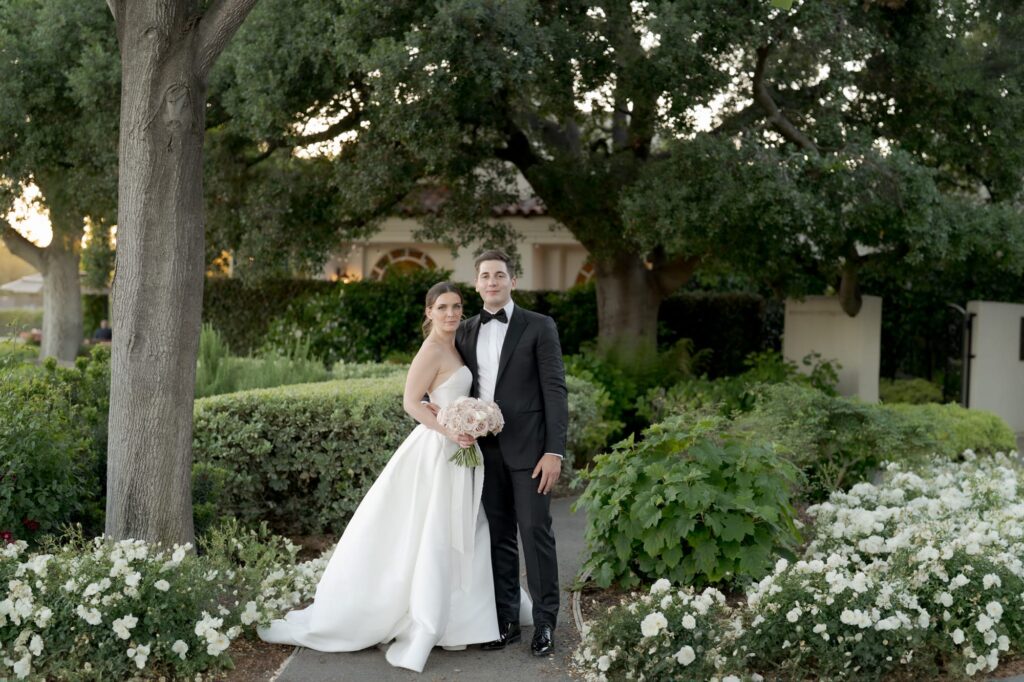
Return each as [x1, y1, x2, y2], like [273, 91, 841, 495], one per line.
[456, 306, 569, 471]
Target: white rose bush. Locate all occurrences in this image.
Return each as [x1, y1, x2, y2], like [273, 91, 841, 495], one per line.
[575, 452, 1024, 681]
[0, 520, 328, 680]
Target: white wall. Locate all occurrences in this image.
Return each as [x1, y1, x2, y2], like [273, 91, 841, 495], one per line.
[783, 295, 882, 403]
[966, 301, 1024, 433]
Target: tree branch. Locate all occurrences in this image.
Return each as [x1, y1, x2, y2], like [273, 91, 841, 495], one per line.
[752, 45, 819, 154]
[651, 250, 702, 297]
[194, 0, 260, 79]
[245, 107, 364, 167]
[1, 218, 45, 272]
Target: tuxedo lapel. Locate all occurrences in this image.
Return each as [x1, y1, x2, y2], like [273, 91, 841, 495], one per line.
[495, 310, 528, 387]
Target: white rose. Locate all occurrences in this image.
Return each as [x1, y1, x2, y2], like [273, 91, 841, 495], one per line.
[650, 579, 671, 595]
[681, 614, 696, 630]
[986, 602, 1003, 621]
[154, 579, 170, 592]
[983, 574, 1001, 589]
[12, 654, 30, 679]
[977, 614, 994, 633]
[28, 634, 43, 657]
[597, 655, 610, 671]
[640, 612, 668, 638]
[674, 645, 696, 666]
[172, 639, 189, 660]
[786, 607, 802, 623]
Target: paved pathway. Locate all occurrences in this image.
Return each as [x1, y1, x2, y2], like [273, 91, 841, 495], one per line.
[275, 495, 587, 682]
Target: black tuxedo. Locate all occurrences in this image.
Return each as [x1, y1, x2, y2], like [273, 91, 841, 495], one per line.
[456, 305, 568, 629]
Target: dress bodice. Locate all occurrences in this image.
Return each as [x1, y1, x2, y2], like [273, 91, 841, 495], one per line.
[429, 366, 472, 409]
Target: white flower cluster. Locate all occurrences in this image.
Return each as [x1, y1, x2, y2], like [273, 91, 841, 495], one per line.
[0, 533, 330, 680]
[575, 452, 1024, 681]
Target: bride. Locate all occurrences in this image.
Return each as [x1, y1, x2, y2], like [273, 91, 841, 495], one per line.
[258, 282, 529, 672]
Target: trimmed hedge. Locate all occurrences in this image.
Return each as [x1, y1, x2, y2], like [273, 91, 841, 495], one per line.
[192, 372, 613, 534]
[884, 402, 1016, 457]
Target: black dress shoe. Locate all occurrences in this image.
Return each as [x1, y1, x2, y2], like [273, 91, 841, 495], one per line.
[530, 624, 554, 657]
[481, 621, 521, 650]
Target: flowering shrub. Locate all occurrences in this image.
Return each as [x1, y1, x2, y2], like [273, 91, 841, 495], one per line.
[574, 580, 742, 682]
[0, 520, 328, 680]
[576, 453, 1024, 681]
[575, 414, 802, 589]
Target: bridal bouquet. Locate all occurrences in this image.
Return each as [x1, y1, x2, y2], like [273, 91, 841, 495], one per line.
[437, 397, 504, 467]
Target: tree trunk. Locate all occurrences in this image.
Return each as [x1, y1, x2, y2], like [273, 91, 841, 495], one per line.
[105, 0, 257, 545]
[0, 218, 82, 364]
[40, 243, 83, 363]
[838, 262, 863, 317]
[594, 254, 664, 362]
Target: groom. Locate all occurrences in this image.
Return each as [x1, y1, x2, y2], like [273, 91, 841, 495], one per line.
[456, 249, 568, 657]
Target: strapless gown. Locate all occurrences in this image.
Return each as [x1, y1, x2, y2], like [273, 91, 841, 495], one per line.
[258, 366, 531, 672]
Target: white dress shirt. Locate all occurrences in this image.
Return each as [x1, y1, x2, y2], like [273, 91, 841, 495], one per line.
[476, 300, 515, 403]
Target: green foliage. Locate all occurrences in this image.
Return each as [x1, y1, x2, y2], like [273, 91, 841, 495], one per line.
[638, 351, 840, 423]
[191, 463, 231, 538]
[734, 384, 936, 502]
[884, 402, 1016, 458]
[0, 339, 38, 363]
[332, 361, 409, 380]
[879, 377, 943, 404]
[262, 269, 467, 365]
[565, 339, 704, 437]
[576, 414, 802, 589]
[81, 294, 109, 341]
[0, 346, 110, 542]
[564, 373, 622, 467]
[0, 309, 43, 337]
[202, 277, 336, 356]
[194, 323, 331, 398]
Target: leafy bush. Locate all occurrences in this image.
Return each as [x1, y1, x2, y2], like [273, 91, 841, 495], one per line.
[565, 374, 622, 466]
[194, 323, 331, 398]
[565, 339, 704, 437]
[0, 521, 330, 681]
[575, 414, 802, 589]
[733, 384, 936, 502]
[0, 347, 110, 542]
[0, 340, 37, 363]
[332, 361, 409, 380]
[879, 377, 943, 404]
[638, 350, 840, 423]
[883, 402, 1016, 457]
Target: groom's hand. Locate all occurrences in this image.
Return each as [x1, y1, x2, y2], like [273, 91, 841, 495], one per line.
[532, 454, 562, 495]
[421, 401, 440, 416]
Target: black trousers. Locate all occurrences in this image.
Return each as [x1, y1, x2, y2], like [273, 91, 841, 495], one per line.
[479, 437, 560, 629]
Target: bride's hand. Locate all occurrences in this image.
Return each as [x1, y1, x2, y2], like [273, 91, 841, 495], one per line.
[448, 431, 476, 449]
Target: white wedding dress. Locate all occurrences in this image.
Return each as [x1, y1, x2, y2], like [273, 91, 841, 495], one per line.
[258, 366, 530, 672]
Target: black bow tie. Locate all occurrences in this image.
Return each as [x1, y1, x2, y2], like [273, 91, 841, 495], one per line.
[481, 308, 508, 325]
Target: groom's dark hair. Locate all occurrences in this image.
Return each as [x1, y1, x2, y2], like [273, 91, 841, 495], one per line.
[473, 249, 517, 277]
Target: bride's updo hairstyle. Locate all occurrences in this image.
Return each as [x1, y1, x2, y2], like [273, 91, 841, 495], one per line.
[422, 281, 463, 337]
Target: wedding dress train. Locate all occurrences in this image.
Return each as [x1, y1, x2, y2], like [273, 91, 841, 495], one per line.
[258, 366, 531, 672]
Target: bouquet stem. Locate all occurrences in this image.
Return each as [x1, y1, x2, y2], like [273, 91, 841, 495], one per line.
[450, 446, 481, 467]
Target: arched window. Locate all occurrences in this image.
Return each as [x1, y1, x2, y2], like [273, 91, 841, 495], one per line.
[370, 248, 438, 280]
